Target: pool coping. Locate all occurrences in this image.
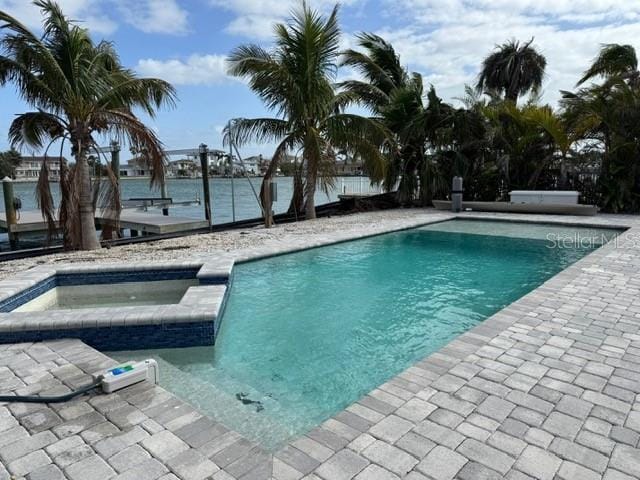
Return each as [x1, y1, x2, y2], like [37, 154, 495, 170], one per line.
[1, 209, 640, 480]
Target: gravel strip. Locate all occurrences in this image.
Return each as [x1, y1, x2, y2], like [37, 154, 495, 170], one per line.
[0, 209, 432, 280]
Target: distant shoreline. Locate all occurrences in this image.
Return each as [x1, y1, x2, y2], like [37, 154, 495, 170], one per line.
[11, 173, 367, 183]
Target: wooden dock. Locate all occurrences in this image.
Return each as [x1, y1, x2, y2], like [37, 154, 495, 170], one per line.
[109, 210, 208, 235]
[0, 209, 209, 236]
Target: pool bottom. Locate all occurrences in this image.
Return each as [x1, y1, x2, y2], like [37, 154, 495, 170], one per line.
[113, 346, 301, 448]
[112, 221, 617, 450]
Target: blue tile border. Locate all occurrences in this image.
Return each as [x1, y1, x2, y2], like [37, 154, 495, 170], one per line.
[0, 276, 57, 313]
[214, 273, 233, 338]
[56, 267, 201, 286]
[0, 267, 204, 312]
[198, 275, 228, 285]
[0, 320, 216, 350]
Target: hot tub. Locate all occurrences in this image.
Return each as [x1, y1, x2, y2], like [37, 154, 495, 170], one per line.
[0, 260, 233, 350]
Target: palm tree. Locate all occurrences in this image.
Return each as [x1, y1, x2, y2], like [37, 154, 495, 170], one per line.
[0, 1, 175, 249]
[477, 39, 547, 103]
[561, 44, 640, 212]
[578, 44, 639, 87]
[340, 33, 432, 204]
[340, 33, 408, 114]
[226, 4, 386, 220]
[482, 102, 559, 192]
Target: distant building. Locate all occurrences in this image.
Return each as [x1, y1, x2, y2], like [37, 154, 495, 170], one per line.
[14, 156, 62, 181]
[167, 159, 199, 178]
[119, 158, 152, 178]
[182, 151, 227, 176]
[238, 155, 262, 175]
[258, 155, 271, 175]
[335, 157, 364, 176]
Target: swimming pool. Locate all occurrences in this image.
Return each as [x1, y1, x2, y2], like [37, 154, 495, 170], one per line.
[114, 220, 620, 450]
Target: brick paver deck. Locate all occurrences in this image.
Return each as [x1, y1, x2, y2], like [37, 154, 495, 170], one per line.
[1, 211, 640, 480]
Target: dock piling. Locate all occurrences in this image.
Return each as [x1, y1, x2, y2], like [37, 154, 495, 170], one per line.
[199, 144, 212, 230]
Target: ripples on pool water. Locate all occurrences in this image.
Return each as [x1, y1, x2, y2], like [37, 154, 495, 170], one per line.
[113, 220, 619, 450]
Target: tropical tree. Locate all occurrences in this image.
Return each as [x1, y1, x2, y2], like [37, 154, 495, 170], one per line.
[432, 86, 496, 201]
[482, 102, 559, 192]
[0, 149, 21, 178]
[578, 44, 639, 87]
[0, 0, 175, 249]
[226, 4, 386, 220]
[340, 33, 436, 204]
[477, 39, 547, 103]
[340, 33, 407, 115]
[562, 44, 640, 212]
[525, 106, 582, 188]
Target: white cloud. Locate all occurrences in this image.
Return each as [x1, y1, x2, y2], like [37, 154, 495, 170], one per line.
[0, 0, 118, 34]
[375, 0, 640, 107]
[0, 0, 190, 36]
[205, 0, 640, 109]
[136, 54, 230, 85]
[210, 0, 364, 40]
[115, 0, 190, 35]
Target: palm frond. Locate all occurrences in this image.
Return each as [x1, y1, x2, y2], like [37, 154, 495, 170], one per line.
[476, 38, 546, 102]
[8, 111, 66, 149]
[97, 163, 121, 240]
[35, 158, 57, 244]
[95, 109, 167, 186]
[579, 44, 638, 85]
[340, 32, 405, 94]
[224, 118, 291, 147]
[335, 80, 389, 111]
[96, 77, 177, 116]
[58, 161, 81, 249]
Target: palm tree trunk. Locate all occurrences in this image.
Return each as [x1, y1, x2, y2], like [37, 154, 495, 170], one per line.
[505, 90, 519, 104]
[287, 167, 305, 215]
[304, 164, 317, 220]
[76, 152, 100, 250]
[398, 155, 417, 205]
[260, 156, 281, 227]
[560, 153, 568, 189]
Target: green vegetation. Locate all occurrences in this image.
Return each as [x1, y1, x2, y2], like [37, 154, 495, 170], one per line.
[562, 44, 640, 212]
[340, 36, 640, 210]
[0, 0, 175, 249]
[1, 1, 639, 252]
[476, 39, 547, 104]
[227, 5, 639, 213]
[225, 4, 386, 219]
[0, 149, 20, 178]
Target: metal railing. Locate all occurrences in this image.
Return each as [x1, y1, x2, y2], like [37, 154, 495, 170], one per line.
[338, 177, 385, 195]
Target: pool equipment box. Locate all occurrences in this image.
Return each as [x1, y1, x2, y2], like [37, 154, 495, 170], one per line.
[510, 191, 580, 205]
[97, 359, 159, 393]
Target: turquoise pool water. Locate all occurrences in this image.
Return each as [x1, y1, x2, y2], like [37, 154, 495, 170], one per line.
[114, 220, 619, 450]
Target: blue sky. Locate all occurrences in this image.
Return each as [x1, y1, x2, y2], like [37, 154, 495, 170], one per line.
[1, 0, 639, 159]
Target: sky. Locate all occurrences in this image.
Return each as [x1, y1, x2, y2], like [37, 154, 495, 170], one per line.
[0, 0, 639, 159]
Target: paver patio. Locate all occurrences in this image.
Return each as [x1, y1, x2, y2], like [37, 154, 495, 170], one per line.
[1, 210, 639, 479]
